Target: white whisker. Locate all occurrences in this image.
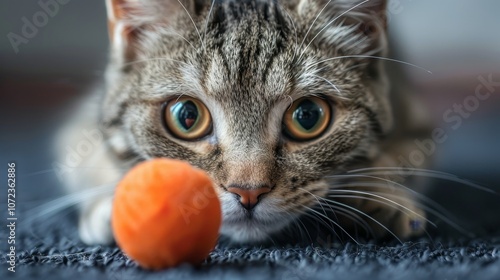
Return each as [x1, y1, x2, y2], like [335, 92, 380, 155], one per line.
[301, 198, 360, 244]
[327, 181, 459, 225]
[279, 5, 299, 59]
[298, 0, 333, 55]
[326, 174, 458, 217]
[203, 0, 216, 49]
[311, 55, 433, 74]
[352, 170, 494, 194]
[166, 30, 196, 49]
[176, 0, 205, 51]
[319, 197, 403, 244]
[299, 0, 371, 60]
[318, 203, 374, 237]
[305, 74, 347, 98]
[123, 57, 189, 67]
[362, 190, 471, 237]
[326, 189, 432, 226]
[20, 183, 116, 228]
[349, 167, 493, 193]
[300, 210, 344, 242]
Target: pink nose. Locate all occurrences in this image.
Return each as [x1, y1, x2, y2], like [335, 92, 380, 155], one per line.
[227, 186, 271, 210]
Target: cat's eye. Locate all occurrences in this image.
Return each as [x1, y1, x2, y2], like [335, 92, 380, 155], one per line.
[283, 97, 331, 141]
[163, 97, 212, 140]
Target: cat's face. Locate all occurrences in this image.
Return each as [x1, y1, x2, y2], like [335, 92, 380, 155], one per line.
[102, 0, 392, 242]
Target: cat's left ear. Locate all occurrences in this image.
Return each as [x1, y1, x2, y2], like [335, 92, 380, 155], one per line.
[335, 0, 388, 31]
[296, 0, 388, 53]
[106, 0, 195, 63]
[296, 0, 387, 26]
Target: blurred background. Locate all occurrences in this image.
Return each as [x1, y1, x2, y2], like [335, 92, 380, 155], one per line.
[1, 0, 499, 237]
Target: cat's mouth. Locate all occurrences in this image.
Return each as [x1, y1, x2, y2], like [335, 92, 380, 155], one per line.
[219, 193, 294, 243]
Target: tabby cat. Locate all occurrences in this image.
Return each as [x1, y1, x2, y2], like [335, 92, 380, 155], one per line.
[57, 0, 430, 245]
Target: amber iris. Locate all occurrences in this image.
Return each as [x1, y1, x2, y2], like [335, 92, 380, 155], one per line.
[164, 97, 212, 140]
[283, 97, 331, 141]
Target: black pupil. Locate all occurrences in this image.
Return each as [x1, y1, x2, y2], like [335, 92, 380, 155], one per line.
[178, 101, 198, 130]
[294, 100, 321, 130]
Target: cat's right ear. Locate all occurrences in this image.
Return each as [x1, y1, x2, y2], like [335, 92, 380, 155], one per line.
[106, 0, 194, 63]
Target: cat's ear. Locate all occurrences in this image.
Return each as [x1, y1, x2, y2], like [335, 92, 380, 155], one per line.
[296, 0, 387, 23]
[333, 0, 387, 30]
[296, 0, 388, 54]
[106, 0, 194, 62]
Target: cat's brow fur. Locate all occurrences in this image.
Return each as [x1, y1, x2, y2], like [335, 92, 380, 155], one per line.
[58, 0, 430, 245]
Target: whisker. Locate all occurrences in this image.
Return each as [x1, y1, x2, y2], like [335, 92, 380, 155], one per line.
[285, 210, 314, 244]
[352, 171, 495, 194]
[328, 181, 460, 226]
[326, 174, 462, 218]
[347, 167, 498, 194]
[348, 167, 456, 176]
[326, 189, 432, 226]
[317, 203, 374, 238]
[297, 0, 333, 55]
[175, 0, 205, 51]
[19, 183, 116, 228]
[299, 0, 371, 60]
[302, 202, 360, 244]
[25, 169, 56, 177]
[305, 74, 343, 96]
[203, 0, 216, 48]
[328, 193, 473, 238]
[325, 178, 473, 237]
[279, 4, 299, 59]
[300, 210, 344, 243]
[300, 187, 344, 242]
[310, 55, 433, 74]
[165, 30, 196, 49]
[319, 197, 403, 244]
[25, 166, 130, 177]
[355, 190, 472, 237]
[123, 57, 189, 67]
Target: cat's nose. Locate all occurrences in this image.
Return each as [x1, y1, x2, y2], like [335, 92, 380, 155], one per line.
[227, 186, 271, 210]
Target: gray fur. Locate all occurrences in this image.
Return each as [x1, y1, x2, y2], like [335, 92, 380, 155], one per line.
[60, 0, 429, 245]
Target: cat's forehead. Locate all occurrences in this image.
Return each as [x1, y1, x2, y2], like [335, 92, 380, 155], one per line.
[136, 0, 357, 105]
[166, 2, 293, 102]
[200, 0, 294, 102]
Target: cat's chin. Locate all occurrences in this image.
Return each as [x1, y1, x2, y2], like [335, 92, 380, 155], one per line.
[220, 218, 291, 244]
[220, 223, 276, 243]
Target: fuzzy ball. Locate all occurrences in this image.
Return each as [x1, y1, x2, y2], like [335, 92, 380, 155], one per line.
[112, 158, 221, 270]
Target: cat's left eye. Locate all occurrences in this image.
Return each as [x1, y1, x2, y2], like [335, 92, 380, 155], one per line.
[283, 97, 332, 141]
[162, 97, 212, 141]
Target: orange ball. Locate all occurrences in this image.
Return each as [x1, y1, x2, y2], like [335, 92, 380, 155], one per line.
[111, 158, 221, 270]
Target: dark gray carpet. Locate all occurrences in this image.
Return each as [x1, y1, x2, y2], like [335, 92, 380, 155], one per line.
[1, 124, 500, 280]
[1, 190, 500, 280]
[2, 220, 500, 280]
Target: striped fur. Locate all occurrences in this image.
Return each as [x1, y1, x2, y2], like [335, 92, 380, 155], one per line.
[58, 0, 429, 245]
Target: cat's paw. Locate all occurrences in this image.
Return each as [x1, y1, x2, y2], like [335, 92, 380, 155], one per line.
[357, 195, 427, 240]
[78, 197, 114, 245]
[381, 201, 427, 240]
[391, 205, 427, 239]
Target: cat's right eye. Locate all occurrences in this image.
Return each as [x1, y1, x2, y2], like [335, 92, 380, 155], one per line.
[283, 97, 332, 141]
[162, 97, 212, 141]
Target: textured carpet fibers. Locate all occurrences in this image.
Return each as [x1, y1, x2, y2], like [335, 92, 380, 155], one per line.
[1, 211, 500, 280]
[1, 162, 499, 279]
